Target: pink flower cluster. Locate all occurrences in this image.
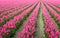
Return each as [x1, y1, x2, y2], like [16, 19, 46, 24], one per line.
[44, 2, 60, 23]
[17, 3, 40, 38]
[0, 2, 37, 38]
[42, 3, 60, 38]
[0, 4, 31, 23]
[43, 0, 60, 6]
[47, 2, 60, 12]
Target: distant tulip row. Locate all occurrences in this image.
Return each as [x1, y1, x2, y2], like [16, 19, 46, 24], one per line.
[17, 3, 40, 38]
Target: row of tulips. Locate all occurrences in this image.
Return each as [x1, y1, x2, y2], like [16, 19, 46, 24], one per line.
[43, 0, 60, 6]
[0, 2, 38, 38]
[0, 4, 32, 25]
[0, 5, 20, 12]
[17, 3, 40, 38]
[0, 3, 27, 12]
[45, 2, 60, 19]
[43, 2, 59, 18]
[0, 6, 19, 12]
[0, 4, 29, 15]
[42, 1, 59, 18]
[49, 3, 60, 12]
[42, 3, 60, 38]
[43, 2, 60, 29]
[49, 3, 60, 9]
[0, 6, 12, 12]
[0, 4, 29, 18]
[0, 0, 37, 12]
[46, 2, 60, 13]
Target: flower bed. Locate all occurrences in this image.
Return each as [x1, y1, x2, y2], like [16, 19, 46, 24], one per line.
[0, 2, 38, 38]
[17, 3, 40, 38]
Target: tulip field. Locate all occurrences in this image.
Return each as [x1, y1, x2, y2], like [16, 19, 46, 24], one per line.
[0, 0, 60, 38]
